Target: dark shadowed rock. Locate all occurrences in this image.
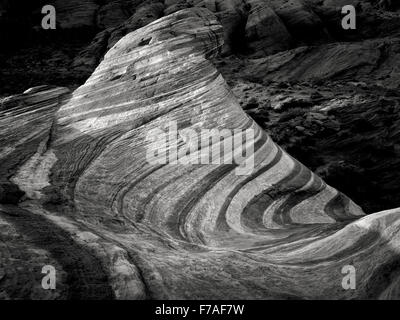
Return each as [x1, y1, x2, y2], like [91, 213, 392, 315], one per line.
[54, 0, 99, 29]
[0, 183, 24, 204]
[245, 0, 292, 56]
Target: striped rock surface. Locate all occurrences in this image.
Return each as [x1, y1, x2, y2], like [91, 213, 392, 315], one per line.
[1, 8, 400, 299]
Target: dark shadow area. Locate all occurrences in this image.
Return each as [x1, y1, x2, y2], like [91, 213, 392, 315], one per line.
[0, 204, 115, 299]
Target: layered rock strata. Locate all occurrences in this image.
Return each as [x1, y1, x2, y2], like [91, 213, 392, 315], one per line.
[1, 8, 400, 299]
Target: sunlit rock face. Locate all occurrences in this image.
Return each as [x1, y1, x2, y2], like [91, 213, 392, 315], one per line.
[0, 86, 70, 203]
[52, 7, 363, 241]
[1, 8, 400, 300]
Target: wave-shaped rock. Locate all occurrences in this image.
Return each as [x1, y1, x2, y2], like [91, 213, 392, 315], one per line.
[1, 8, 400, 299]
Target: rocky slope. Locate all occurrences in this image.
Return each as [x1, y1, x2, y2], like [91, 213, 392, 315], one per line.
[1, 8, 400, 299]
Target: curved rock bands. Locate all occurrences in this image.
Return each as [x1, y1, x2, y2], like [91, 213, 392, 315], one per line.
[52, 8, 362, 245]
[51, 9, 400, 298]
[2, 8, 400, 299]
[0, 86, 70, 203]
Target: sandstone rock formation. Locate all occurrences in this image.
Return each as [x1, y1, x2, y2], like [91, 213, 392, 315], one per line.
[1, 8, 400, 299]
[2, 0, 400, 95]
[68, 0, 400, 72]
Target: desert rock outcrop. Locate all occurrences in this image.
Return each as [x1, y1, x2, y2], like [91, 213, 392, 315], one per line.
[2, 8, 400, 299]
